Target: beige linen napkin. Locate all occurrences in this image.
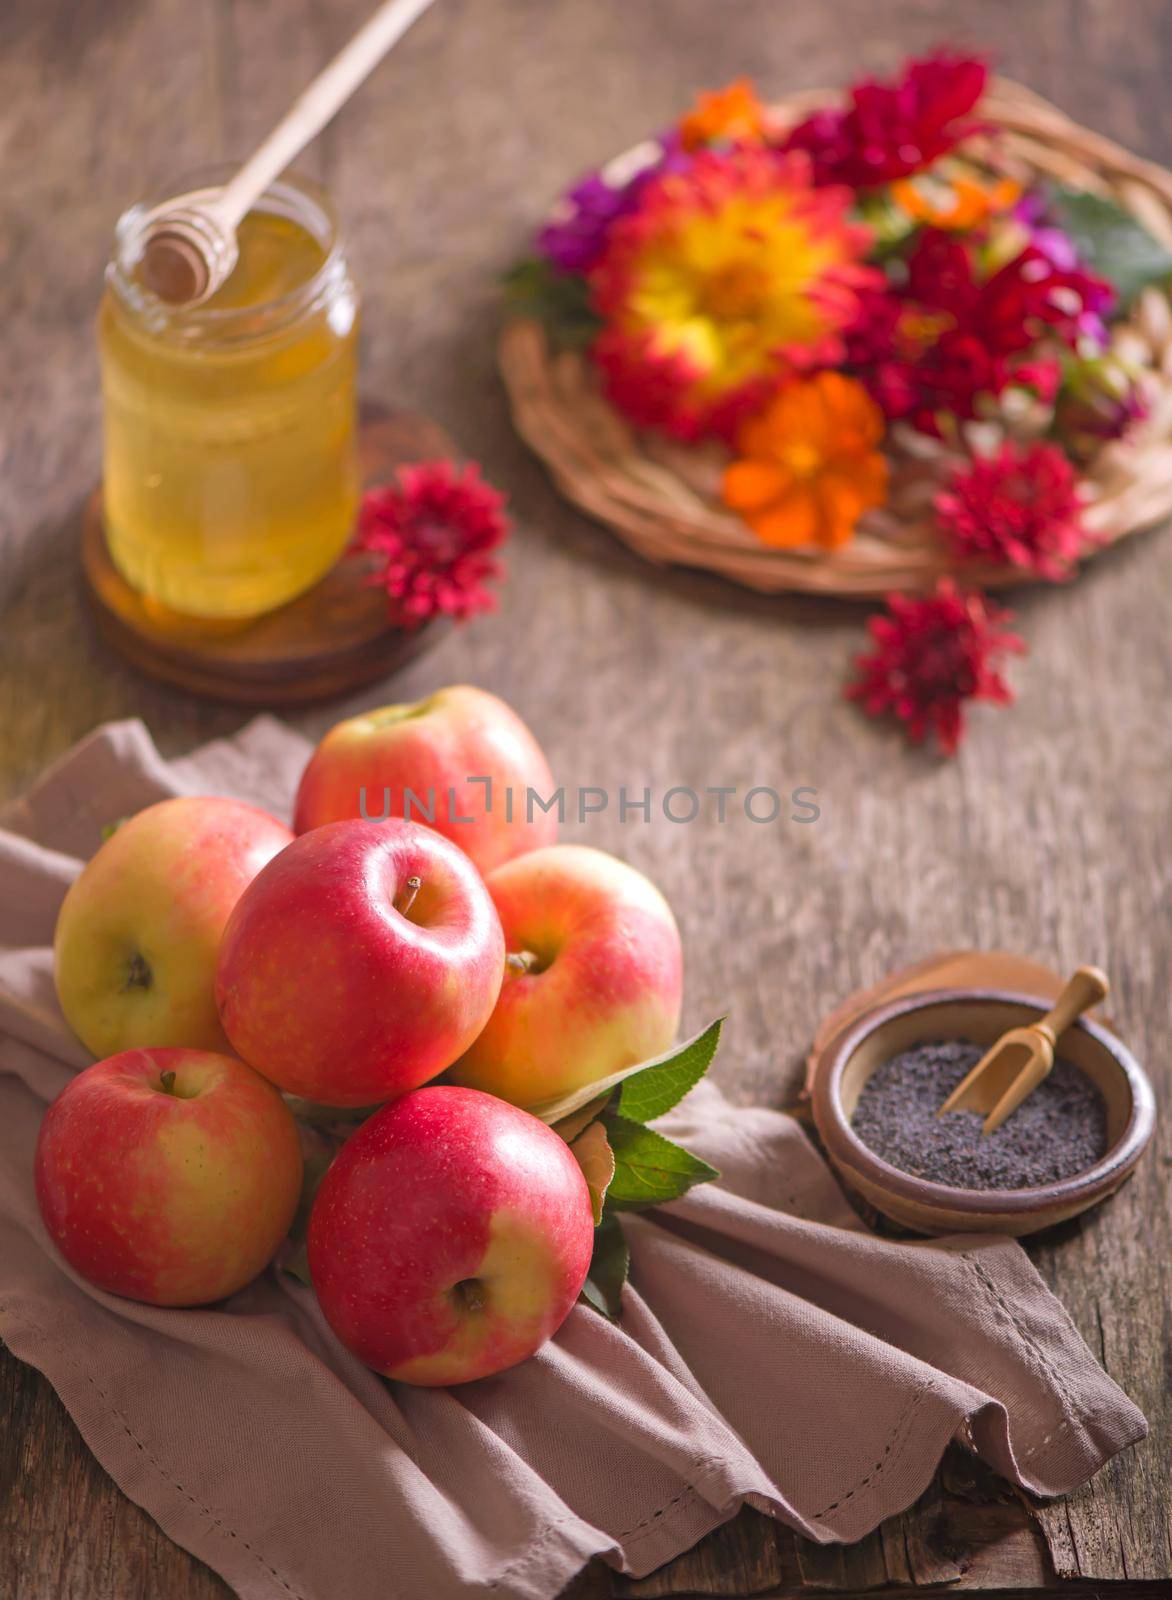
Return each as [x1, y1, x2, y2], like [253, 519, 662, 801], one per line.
[0, 719, 1147, 1600]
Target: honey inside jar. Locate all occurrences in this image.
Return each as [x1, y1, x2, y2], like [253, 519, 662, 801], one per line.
[99, 173, 359, 620]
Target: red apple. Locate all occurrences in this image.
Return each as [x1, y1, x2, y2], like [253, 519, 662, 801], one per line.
[35, 1048, 302, 1307]
[292, 685, 557, 875]
[307, 1085, 594, 1384]
[54, 796, 293, 1059]
[451, 845, 682, 1108]
[215, 819, 505, 1106]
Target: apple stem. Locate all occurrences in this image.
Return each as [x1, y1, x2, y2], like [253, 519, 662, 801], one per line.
[394, 875, 423, 917]
[506, 950, 542, 976]
[159, 1070, 178, 1095]
[452, 1278, 488, 1314]
[124, 951, 152, 991]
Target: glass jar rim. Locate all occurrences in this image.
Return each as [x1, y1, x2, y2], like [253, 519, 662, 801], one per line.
[107, 166, 348, 343]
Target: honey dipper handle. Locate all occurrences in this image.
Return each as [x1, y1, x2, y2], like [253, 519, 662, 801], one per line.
[1039, 965, 1110, 1041]
[214, 0, 436, 229]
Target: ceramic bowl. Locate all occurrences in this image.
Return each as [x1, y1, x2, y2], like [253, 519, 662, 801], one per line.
[811, 987, 1156, 1237]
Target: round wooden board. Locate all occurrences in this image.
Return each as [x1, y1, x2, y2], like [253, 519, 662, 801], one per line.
[82, 408, 453, 706]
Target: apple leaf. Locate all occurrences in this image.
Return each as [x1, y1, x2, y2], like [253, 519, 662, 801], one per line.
[616, 1016, 724, 1123]
[283, 1240, 313, 1287]
[279, 1147, 333, 1287]
[603, 1114, 719, 1211]
[552, 1091, 614, 1145]
[570, 1120, 615, 1224]
[1046, 185, 1172, 308]
[291, 1147, 334, 1233]
[580, 1215, 630, 1319]
[528, 1018, 725, 1127]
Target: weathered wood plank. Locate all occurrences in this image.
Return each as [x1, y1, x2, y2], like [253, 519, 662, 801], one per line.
[0, 1343, 231, 1600]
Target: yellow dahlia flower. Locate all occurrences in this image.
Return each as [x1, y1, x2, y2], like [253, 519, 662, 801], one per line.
[590, 149, 879, 439]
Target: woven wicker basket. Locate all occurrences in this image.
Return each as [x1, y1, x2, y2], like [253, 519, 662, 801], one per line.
[499, 78, 1172, 596]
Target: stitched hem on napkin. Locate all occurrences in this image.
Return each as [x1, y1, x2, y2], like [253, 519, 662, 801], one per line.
[0, 718, 1151, 1600]
[1, 1286, 1147, 1600]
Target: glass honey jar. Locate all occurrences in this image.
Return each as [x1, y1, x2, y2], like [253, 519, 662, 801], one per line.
[99, 170, 359, 620]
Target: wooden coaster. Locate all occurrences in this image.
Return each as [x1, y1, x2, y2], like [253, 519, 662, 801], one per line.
[82, 408, 454, 706]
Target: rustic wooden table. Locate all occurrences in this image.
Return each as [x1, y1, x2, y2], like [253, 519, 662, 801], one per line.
[2, 1, 1170, 1596]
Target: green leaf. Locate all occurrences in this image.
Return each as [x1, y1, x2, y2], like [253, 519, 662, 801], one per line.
[617, 1016, 724, 1123]
[855, 189, 917, 260]
[529, 1018, 726, 1126]
[100, 816, 129, 841]
[1047, 185, 1172, 308]
[290, 1148, 333, 1236]
[503, 256, 602, 348]
[283, 1241, 313, 1287]
[579, 1215, 629, 1319]
[603, 1114, 719, 1211]
[280, 1147, 333, 1286]
[570, 1120, 615, 1224]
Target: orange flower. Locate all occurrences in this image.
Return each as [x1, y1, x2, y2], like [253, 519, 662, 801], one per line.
[723, 373, 888, 548]
[892, 171, 1022, 231]
[678, 79, 770, 151]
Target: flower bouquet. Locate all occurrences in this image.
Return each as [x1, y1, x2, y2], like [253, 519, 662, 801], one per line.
[501, 56, 1172, 749]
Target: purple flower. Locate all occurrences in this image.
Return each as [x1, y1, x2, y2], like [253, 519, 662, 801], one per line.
[537, 134, 691, 274]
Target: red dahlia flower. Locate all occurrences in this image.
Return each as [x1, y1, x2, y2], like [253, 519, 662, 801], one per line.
[355, 462, 509, 629]
[977, 245, 1115, 354]
[783, 52, 987, 188]
[935, 441, 1091, 579]
[846, 579, 1024, 754]
[849, 232, 1115, 433]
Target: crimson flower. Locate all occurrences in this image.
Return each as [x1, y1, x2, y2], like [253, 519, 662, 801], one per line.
[783, 52, 987, 188]
[1009, 193, 1114, 344]
[846, 579, 1025, 753]
[849, 232, 1115, 433]
[1010, 356, 1063, 405]
[354, 462, 509, 629]
[935, 442, 1091, 579]
[976, 244, 1114, 354]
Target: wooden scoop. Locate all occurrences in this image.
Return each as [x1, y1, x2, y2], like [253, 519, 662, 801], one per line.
[138, 0, 435, 306]
[937, 965, 1109, 1135]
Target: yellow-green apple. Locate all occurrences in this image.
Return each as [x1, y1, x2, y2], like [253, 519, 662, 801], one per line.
[307, 1085, 594, 1384]
[215, 819, 505, 1106]
[34, 1048, 302, 1306]
[292, 685, 557, 875]
[54, 797, 293, 1059]
[451, 845, 682, 1109]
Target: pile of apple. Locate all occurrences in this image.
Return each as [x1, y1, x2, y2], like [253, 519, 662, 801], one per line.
[38, 688, 684, 1385]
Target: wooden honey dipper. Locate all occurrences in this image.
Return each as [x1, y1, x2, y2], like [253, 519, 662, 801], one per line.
[138, 0, 435, 306]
